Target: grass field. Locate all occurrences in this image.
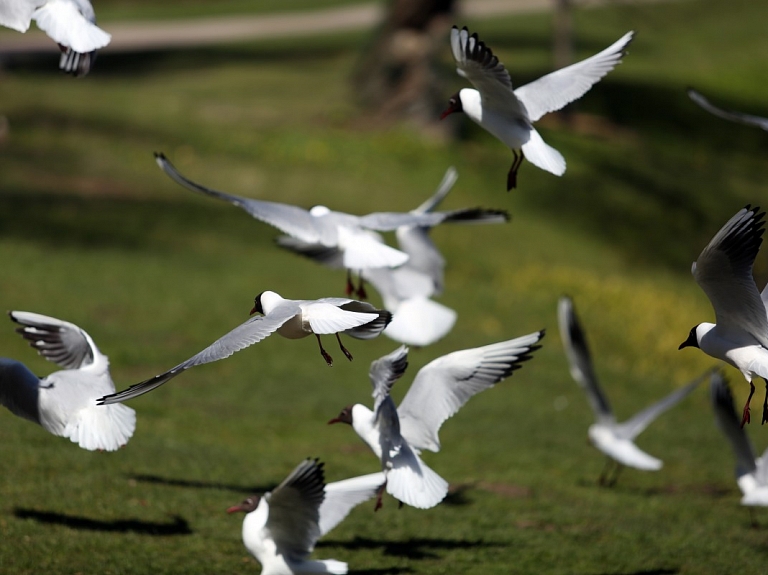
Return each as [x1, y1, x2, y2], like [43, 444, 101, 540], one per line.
[1, 0, 768, 573]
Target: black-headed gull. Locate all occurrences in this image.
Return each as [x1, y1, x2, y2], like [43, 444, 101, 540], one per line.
[0, 0, 111, 76]
[329, 332, 544, 509]
[0, 311, 135, 451]
[278, 167, 509, 345]
[711, 371, 768, 513]
[559, 297, 706, 486]
[678, 205, 768, 426]
[98, 291, 391, 404]
[154, 152, 457, 298]
[442, 26, 634, 190]
[688, 88, 768, 131]
[227, 458, 385, 575]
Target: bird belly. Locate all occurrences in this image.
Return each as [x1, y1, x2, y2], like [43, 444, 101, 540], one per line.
[276, 314, 310, 339]
[476, 108, 531, 151]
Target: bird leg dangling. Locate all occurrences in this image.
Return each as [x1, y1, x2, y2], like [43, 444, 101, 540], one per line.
[598, 458, 621, 487]
[762, 378, 768, 425]
[374, 480, 388, 512]
[345, 269, 355, 296]
[316, 334, 334, 366]
[506, 150, 525, 191]
[741, 380, 756, 428]
[356, 273, 367, 300]
[336, 333, 353, 362]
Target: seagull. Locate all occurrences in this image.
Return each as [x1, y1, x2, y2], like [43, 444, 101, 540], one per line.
[678, 205, 768, 427]
[442, 26, 634, 190]
[0, 311, 135, 451]
[711, 371, 768, 516]
[97, 291, 391, 405]
[227, 458, 385, 575]
[154, 152, 459, 298]
[558, 296, 707, 486]
[329, 332, 544, 509]
[688, 88, 768, 131]
[0, 0, 111, 76]
[277, 167, 510, 345]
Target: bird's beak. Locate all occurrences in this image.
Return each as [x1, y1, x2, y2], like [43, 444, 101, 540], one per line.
[439, 107, 453, 120]
[678, 341, 689, 350]
[226, 505, 244, 514]
[327, 417, 341, 425]
[249, 306, 257, 316]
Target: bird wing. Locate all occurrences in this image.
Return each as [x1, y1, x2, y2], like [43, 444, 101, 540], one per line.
[688, 88, 768, 132]
[710, 370, 758, 478]
[154, 153, 333, 245]
[369, 346, 409, 412]
[514, 31, 633, 122]
[97, 305, 298, 404]
[336, 226, 409, 270]
[411, 167, 459, 215]
[274, 236, 345, 268]
[10, 311, 98, 370]
[32, 0, 110, 52]
[303, 301, 380, 335]
[450, 26, 525, 114]
[615, 369, 710, 440]
[318, 472, 386, 537]
[356, 211, 445, 232]
[397, 331, 544, 453]
[383, 297, 457, 347]
[266, 459, 326, 558]
[692, 205, 768, 347]
[556, 297, 615, 424]
[0, 0, 44, 32]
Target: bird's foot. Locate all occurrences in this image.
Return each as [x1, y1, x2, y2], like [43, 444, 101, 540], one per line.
[374, 481, 386, 512]
[742, 382, 756, 428]
[316, 335, 334, 366]
[336, 333, 353, 362]
[356, 282, 367, 300]
[762, 381, 768, 425]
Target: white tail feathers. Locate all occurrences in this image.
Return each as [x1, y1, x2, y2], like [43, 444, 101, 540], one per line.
[386, 454, 448, 509]
[384, 297, 457, 347]
[63, 402, 136, 451]
[521, 128, 566, 176]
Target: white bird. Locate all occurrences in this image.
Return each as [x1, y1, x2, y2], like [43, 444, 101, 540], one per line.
[688, 88, 768, 131]
[710, 371, 768, 511]
[442, 26, 634, 190]
[558, 296, 706, 486]
[277, 167, 509, 346]
[0, 311, 135, 451]
[97, 291, 391, 405]
[154, 152, 460, 298]
[0, 0, 111, 76]
[329, 332, 544, 509]
[678, 205, 768, 427]
[227, 458, 385, 575]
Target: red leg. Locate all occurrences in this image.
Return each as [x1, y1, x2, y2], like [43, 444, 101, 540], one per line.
[374, 480, 387, 512]
[316, 334, 333, 366]
[356, 274, 367, 300]
[345, 269, 354, 296]
[336, 333, 353, 361]
[741, 381, 756, 428]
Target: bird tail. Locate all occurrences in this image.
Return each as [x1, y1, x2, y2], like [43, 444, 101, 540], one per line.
[386, 454, 448, 509]
[62, 402, 136, 451]
[293, 559, 348, 575]
[521, 128, 566, 176]
[384, 297, 456, 347]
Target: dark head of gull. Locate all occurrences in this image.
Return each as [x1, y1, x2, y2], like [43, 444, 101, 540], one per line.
[227, 495, 261, 514]
[328, 405, 354, 425]
[678, 325, 701, 350]
[250, 292, 266, 316]
[440, 91, 463, 120]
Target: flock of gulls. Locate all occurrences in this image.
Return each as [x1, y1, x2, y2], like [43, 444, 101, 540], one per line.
[2, 0, 768, 573]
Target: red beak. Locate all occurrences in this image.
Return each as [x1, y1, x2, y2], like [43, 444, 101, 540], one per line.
[439, 108, 453, 120]
[226, 505, 244, 514]
[249, 306, 257, 315]
[327, 417, 341, 425]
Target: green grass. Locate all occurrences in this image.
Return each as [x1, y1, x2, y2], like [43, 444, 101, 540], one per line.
[2, 0, 768, 573]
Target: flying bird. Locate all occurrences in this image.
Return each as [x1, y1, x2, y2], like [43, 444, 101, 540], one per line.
[678, 205, 768, 427]
[559, 296, 707, 486]
[329, 332, 544, 509]
[278, 167, 509, 345]
[711, 371, 768, 516]
[442, 26, 633, 190]
[0, 0, 111, 76]
[98, 291, 391, 405]
[154, 152, 458, 298]
[0, 311, 135, 451]
[688, 88, 768, 131]
[227, 458, 385, 575]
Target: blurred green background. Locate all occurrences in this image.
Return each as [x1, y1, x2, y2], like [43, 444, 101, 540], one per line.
[1, 0, 768, 573]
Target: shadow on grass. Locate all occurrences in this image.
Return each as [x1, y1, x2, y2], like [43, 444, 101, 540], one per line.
[129, 473, 275, 495]
[13, 508, 192, 536]
[318, 536, 503, 560]
[594, 569, 678, 575]
[352, 569, 412, 575]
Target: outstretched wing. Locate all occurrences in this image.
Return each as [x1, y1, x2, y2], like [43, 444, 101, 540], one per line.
[688, 88, 768, 131]
[398, 331, 544, 453]
[369, 346, 409, 412]
[10, 311, 97, 370]
[515, 31, 633, 122]
[318, 472, 386, 537]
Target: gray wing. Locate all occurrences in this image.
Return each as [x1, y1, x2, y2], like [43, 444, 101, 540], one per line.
[398, 331, 544, 453]
[615, 369, 710, 440]
[692, 205, 768, 348]
[710, 370, 757, 478]
[411, 167, 458, 215]
[274, 236, 345, 268]
[369, 346, 409, 412]
[267, 459, 326, 557]
[155, 153, 334, 245]
[10, 311, 95, 370]
[557, 297, 614, 424]
[318, 472, 386, 537]
[515, 31, 633, 122]
[356, 211, 445, 232]
[688, 88, 768, 131]
[97, 305, 298, 404]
